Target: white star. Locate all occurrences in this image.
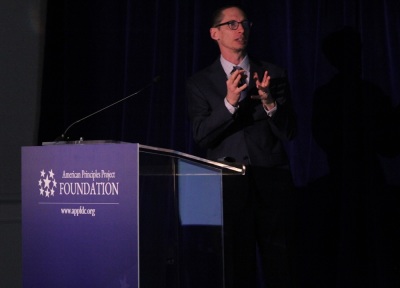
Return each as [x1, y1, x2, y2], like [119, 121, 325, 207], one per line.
[40, 170, 45, 177]
[45, 189, 50, 197]
[39, 188, 44, 195]
[50, 188, 55, 196]
[49, 169, 55, 179]
[43, 175, 51, 189]
[38, 179, 42, 186]
[52, 179, 57, 188]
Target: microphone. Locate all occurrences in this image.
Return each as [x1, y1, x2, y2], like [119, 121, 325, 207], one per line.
[56, 75, 160, 142]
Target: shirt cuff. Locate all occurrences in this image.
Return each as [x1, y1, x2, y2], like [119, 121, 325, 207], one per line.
[224, 98, 238, 114]
[264, 104, 277, 117]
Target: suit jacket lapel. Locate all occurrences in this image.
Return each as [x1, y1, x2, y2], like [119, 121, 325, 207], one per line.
[209, 59, 228, 100]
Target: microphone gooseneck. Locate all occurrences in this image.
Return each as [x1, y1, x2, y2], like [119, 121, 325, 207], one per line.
[57, 75, 160, 141]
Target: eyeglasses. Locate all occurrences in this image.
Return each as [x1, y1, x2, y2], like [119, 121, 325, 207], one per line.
[214, 20, 252, 30]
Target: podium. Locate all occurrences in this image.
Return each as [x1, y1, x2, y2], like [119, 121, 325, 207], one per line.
[22, 143, 244, 288]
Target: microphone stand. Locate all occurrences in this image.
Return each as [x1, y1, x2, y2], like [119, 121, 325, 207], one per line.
[54, 76, 160, 143]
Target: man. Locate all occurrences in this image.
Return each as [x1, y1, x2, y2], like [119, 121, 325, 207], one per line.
[186, 5, 297, 288]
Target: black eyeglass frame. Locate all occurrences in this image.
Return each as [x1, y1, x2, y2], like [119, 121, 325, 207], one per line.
[213, 20, 252, 30]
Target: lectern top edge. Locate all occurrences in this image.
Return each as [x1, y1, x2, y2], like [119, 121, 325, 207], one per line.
[40, 140, 245, 175]
[138, 144, 245, 174]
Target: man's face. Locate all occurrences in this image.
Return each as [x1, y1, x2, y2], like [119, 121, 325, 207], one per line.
[210, 7, 250, 53]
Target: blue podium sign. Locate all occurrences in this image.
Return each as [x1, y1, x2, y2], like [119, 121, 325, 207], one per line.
[22, 143, 139, 288]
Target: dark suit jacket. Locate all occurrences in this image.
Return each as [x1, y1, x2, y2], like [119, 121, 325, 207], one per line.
[187, 57, 296, 167]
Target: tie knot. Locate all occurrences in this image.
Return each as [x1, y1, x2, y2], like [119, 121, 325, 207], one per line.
[230, 66, 243, 74]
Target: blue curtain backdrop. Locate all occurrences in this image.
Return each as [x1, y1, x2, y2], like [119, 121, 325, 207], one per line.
[38, 0, 400, 287]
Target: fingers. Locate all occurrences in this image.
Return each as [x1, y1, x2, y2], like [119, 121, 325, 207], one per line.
[229, 69, 247, 90]
[255, 71, 270, 87]
[226, 70, 247, 105]
[250, 94, 268, 100]
[253, 71, 270, 90]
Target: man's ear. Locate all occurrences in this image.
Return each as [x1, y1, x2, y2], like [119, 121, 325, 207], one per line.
[210, 27, 219, 41]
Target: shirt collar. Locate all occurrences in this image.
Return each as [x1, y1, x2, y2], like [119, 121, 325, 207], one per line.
[220, 54, 250, 77]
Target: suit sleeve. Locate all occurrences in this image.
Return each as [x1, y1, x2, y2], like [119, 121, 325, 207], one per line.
[243, 65, 296, 142]
[186, 76, 235, 149]
[263, 70, 297, 141]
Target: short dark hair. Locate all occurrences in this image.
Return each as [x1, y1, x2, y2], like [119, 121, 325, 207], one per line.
[211, 5, 247, 28]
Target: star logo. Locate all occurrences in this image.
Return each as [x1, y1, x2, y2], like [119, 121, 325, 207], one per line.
[38, 169, 57, 197]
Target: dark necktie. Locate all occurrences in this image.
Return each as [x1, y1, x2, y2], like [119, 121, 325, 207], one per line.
[230, 66, 246, 87]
